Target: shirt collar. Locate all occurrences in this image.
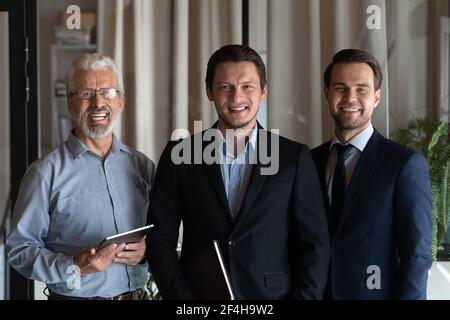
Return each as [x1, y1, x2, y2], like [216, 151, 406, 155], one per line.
[246, 126, 258, 155]
[219, 126, 258, 159]
[330, 124, 374, 152]
[66, 131, 132, 159]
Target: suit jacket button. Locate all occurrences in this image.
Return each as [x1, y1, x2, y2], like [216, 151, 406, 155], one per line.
[228, 240, 235, 247]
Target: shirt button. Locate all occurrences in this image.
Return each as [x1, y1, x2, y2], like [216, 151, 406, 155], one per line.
[228, 240, 235, 247]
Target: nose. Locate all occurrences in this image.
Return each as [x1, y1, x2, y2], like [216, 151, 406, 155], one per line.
[90, 90, 105, 107]
[342, 88, 357, 103]
[232, 87, 245, 104]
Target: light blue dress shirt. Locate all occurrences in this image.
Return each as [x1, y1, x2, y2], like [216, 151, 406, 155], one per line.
[6, 133, 155, 298]
[218, 127, 257, 218]
[326, 124, 374, 202]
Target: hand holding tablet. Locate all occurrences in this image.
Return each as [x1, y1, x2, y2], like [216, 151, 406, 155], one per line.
[97, 224, 154, 249]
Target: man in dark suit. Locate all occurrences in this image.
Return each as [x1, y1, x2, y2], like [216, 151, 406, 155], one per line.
[147, 44, 330, 300]
[312, 49, 432, 299]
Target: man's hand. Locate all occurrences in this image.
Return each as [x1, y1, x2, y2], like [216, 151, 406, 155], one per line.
[74, 243, 126, 276]
[114, 236, 146, 266]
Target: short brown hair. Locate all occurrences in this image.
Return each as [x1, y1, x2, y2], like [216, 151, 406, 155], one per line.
[323, 49, 383, 90]
[205, 44, 267, 91]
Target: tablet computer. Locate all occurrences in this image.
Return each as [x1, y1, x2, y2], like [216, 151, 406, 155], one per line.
[97, 224, 154, 249]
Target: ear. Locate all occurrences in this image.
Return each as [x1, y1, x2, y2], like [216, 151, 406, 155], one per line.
[118, 94, 125, 112]
[261, 84, 268, 100]
[206, 84, 214, 101]
[373, 89, 381, 109]
[324, 86, 329, 98]
[67, 96, 74, 114]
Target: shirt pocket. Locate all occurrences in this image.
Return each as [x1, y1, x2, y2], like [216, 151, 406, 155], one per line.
[49, 191, 103, 245]
[120, 177, 150, 227]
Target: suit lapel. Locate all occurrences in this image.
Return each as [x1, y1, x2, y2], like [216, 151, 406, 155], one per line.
[314, 141, 332, 205]
[312, 141, 333, 233]
[200, 125, 232, 219]
[334, 130, 386, 236]
[235, 162, 267, 225]
[234, 124, 268, 225]
[204, 162, 232, 216]
[202, 123, 269, 225]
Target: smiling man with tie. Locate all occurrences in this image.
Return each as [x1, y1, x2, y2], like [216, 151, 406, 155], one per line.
[312, 49, 432, 300]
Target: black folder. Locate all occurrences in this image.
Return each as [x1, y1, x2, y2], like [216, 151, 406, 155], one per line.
[184, 240, 235, 300]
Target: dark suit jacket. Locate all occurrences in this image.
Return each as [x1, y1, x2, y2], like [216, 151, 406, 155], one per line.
[311, 129, 432, 299]
[147, 125, 330, 300]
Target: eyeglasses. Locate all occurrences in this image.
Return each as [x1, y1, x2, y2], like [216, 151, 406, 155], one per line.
[70, 88, 121, 100]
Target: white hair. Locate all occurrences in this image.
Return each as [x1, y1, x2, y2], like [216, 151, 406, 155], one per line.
[65, 53, 124, 95]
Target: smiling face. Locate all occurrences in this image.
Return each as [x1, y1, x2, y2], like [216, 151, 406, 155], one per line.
[206, 61, 267, 134]
[68, 68, 124, 140]
[325, 62, 380, 142]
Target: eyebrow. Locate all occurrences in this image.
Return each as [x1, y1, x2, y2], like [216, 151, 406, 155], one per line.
[332, 82, 371, 88]
[216, 81, 231, 85]
[216, 80, 258, 86]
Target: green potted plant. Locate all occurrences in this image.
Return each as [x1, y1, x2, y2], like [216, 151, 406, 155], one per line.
[392, 118, 450, 259]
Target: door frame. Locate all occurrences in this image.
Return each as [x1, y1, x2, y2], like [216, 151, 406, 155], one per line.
[0, 0, 38, 300]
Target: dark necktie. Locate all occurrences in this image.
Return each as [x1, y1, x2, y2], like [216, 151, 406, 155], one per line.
[330, 144, 352, 236]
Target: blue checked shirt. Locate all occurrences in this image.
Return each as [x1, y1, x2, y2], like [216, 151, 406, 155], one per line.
[6, 133, 155, 298]
[218, 127, 257, 218]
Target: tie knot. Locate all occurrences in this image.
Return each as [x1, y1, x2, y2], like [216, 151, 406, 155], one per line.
[335, 144, 352, 158]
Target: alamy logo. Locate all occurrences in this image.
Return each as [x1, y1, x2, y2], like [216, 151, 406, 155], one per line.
[170, 121, 280, 176]
[66, 5, 81, 30]
[366, 265, 381, 290]
[66, 265, 81, 290]
[366, 5, 382, 30]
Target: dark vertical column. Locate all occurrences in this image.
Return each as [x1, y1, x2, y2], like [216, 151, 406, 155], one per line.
[25, 0, 38, 163]
[242, 0, 249, 46]
[0, 0, 38, 300]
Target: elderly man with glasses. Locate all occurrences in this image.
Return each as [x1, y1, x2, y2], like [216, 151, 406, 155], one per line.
[6, 53, 155, 300]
